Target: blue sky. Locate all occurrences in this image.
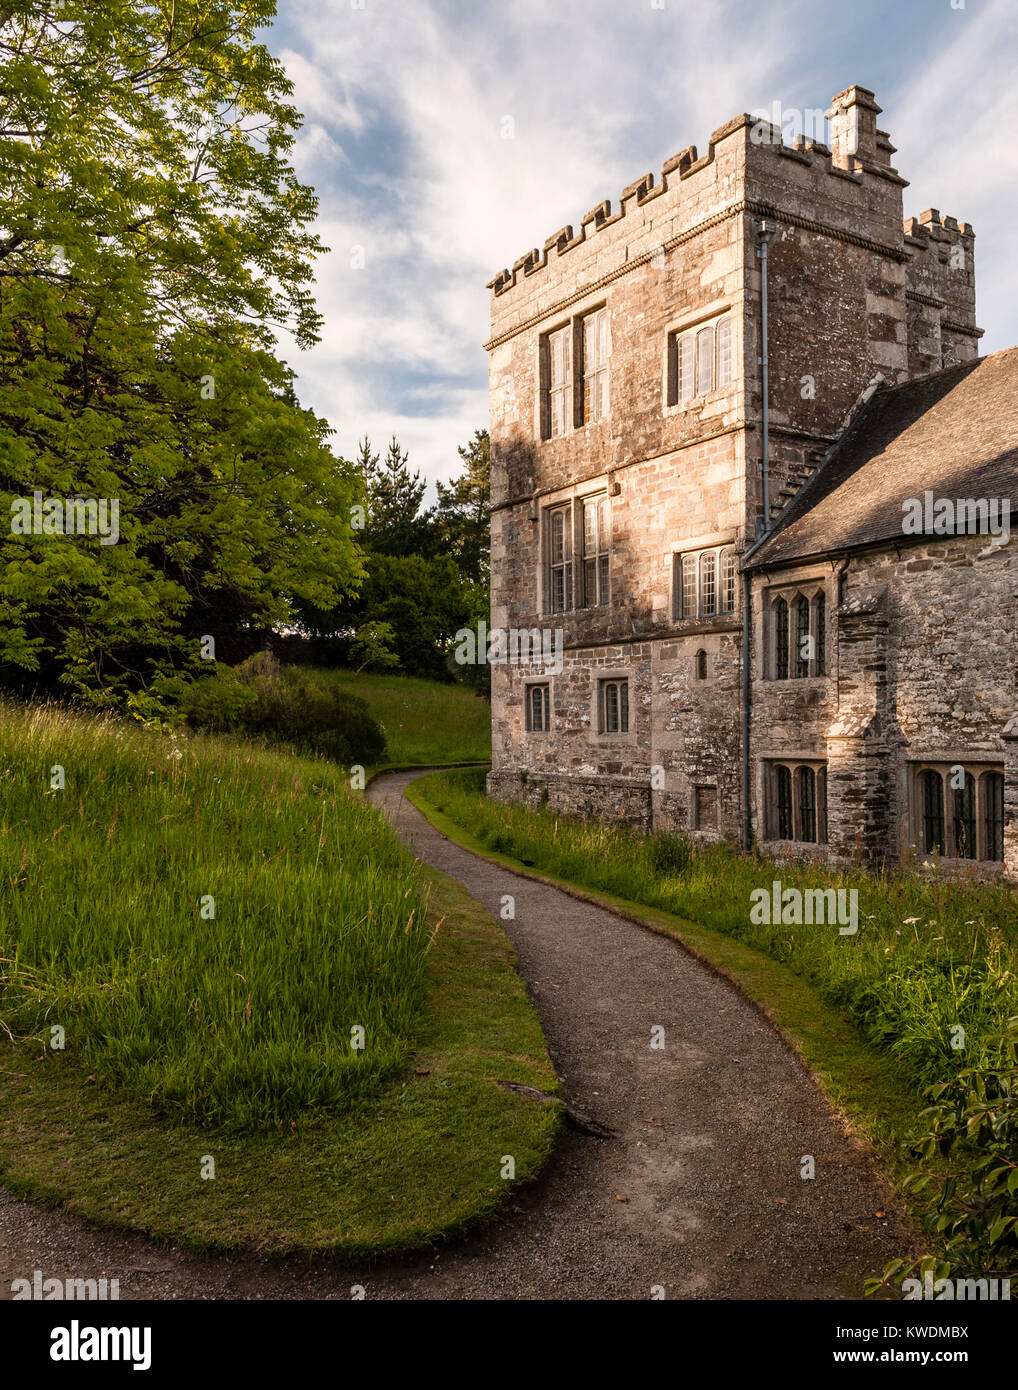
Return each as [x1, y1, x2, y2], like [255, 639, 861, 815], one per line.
[268, 0, 1018, 494]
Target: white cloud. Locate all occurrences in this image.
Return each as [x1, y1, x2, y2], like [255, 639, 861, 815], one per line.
[279, 49, 364, 132]
[891, 0, 1018, 353]
[290, 122, 347, 176]
[271, 0, 1016, 492]
[274, 0, 797, 489]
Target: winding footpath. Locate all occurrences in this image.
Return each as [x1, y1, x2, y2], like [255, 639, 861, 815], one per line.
[0, 769, 905, 1300]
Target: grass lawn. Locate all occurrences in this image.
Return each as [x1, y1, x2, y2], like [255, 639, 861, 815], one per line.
[315, 670, 491, 766]
[0, 703, 559, 1254]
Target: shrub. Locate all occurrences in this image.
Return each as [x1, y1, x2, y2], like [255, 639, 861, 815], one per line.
[867, 1020, 1018, 1293]
[177, 665, 258, 731]
[181, 652, 386, 765]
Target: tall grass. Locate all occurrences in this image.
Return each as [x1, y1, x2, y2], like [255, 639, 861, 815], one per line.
[314, 671, 491, 765]
[426, 769, 1018, 1089]
[0, 701, 432, 1130]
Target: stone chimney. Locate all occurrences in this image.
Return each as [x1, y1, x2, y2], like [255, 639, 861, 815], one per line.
[826, 85, 894, 172]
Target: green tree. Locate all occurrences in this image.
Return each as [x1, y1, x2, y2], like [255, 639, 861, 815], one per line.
[0, 1, 364, 710]
[361, 435, 434, 556]
[350, 620, 399, 674]
[435, 428, 490, 585]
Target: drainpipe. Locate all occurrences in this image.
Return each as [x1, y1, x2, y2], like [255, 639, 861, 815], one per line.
[741, 568, 753, 851]
[757, 219, 774, 533]
[742, 220, 775, 852]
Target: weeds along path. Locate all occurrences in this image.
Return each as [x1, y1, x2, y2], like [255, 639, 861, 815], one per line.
[0, 769, 904, 1301]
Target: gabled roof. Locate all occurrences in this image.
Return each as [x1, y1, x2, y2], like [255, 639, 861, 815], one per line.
[745, 346, 1018, 569]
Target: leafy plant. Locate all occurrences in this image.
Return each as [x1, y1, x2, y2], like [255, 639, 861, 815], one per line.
[866, 1021, 1018, 1294]
[649, 831, 694, 876]
[351, 621, 400, 674]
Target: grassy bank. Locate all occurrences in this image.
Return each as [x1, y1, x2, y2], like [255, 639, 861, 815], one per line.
[1, 701, 432, 1130]
[0, 704, 559, 1253]
[316, 671, 491, 765]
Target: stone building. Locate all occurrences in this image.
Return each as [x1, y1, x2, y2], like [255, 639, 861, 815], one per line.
[484, 84, 1018, 879]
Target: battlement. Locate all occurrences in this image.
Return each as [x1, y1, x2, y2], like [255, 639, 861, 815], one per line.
[903, 207, 975, 246]
[486, 111, 753, 298]
[486, 85, 931, 301]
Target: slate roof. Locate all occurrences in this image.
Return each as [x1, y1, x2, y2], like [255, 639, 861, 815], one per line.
[745, 346, 1018, 569]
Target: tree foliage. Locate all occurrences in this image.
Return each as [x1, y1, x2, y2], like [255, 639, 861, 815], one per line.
[359, 434, 435, 557]
[0, 1, 364, 709]
[435, 428, 489, 585]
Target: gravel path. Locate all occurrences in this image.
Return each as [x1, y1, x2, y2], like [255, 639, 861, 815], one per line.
[0, 768, 905, 1300]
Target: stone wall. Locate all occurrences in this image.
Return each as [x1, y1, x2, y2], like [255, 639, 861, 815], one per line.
[749, 535, 1017, 874]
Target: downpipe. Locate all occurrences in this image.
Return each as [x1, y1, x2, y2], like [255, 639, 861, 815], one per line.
[742, 220, 774, 852]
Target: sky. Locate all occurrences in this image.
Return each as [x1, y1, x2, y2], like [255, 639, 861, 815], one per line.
[267, 0, 1018, 496]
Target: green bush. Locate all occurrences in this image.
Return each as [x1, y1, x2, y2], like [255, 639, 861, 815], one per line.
[868, 1021, 1018, 1292]
[176, 665, 257, 731]
[181, 652, 386, 766]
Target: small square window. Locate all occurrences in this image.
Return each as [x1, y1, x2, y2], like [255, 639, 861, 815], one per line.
[694, 785, 718, 831]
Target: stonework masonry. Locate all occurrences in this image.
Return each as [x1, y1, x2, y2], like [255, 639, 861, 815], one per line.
[485, 84, 1016, 880]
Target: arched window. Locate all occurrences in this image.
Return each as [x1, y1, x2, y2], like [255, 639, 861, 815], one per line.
[985, 772, 1005, 862]
[716, 318, 732, 388]
[700, 550, 717, 616]
[677, 332, 694, 402]
[774, 598, 789, 679]
[776, 765, 793, 840]
[720, 549, 737, 614]
[921, 769, 945, 854]
[794, 595, 811, 677]
[600, 679, 629, 734]
[604, 681, 618, 732]
[814, 593, 826, 676]
[527, 684, 550, 732]
[797, 766, 817, 843]
[695, 649, 708, 681]
[953, 772, 977, 859]
[695, 326, 714, 394]
[548, 505, 572, 612]
[582, 494, 609, 607]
